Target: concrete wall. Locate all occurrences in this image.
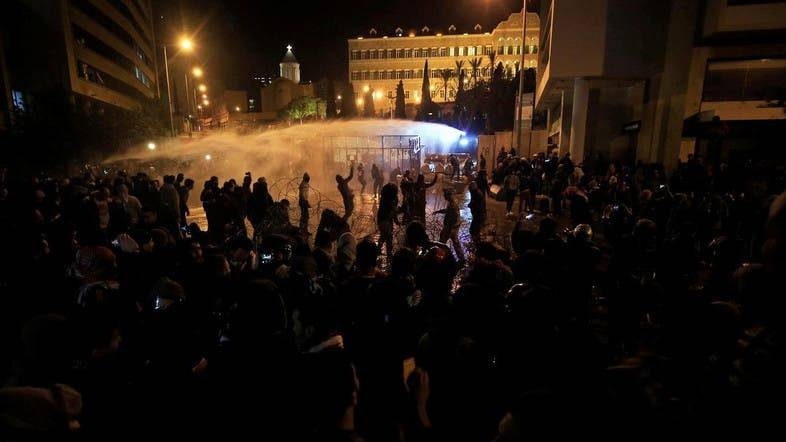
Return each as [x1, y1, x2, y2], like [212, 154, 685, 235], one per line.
[602, 0, 671, 79]
[703, 0, 786, 36]
[548, 0, 606, 79]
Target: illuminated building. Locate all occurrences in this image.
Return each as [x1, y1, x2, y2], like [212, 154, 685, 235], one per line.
[346, 11, 539, 111]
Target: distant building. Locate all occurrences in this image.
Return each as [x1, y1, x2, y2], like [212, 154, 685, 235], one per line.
[536, 0, 786, 169]
[346, 11, 539, 110]
[260, 46, 314, 117]
[252, 75, 273, 88]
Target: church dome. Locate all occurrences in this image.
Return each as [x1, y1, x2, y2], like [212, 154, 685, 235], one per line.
[281, 45, 298, 63]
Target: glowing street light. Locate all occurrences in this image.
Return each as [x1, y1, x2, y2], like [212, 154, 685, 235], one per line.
[192, 67, 203, 77]
[147, 142, 156, 150]
[202, 94, 207, 99]
[203, 100, 210, 106]
[204, 154, 212, 161]
[162, 36, 197, 136]
[197, 104, 202, 110]
[356, 98, 364, 107]
[337, 95, 342, 100]
[198, 84, 207, 92]
[235, 106, 241, 111]
[179, 38, 193, 51]
[363, 85, 370, 93]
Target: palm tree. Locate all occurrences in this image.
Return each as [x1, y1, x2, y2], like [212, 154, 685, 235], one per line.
[439, 68, 453, 103]
[487, 52, 498, 81]
[454, 59, 466, 83]
[469, 57, 483, 87]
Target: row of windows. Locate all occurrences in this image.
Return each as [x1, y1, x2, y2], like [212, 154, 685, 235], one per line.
[71, 0, 153, 69]
[351, 65, 516, 81]
[355, 89, 458, 100]
[108, 0, 153, 50]
[350, 44, 537, 60]
[78, 61, 150, 102]
[73, 24, 152, 90]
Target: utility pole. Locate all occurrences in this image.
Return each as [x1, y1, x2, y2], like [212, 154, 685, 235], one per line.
[516, 2, 529, 154]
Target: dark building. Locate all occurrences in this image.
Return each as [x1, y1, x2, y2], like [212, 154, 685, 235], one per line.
[1, 0, 158, 132]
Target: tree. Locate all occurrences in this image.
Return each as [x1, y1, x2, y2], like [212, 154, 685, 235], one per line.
[439, 68, 454, 103]
[325, 79, 337, 118]
[282, 96, 320, 124]
[454, 70, 467, 128]
[487, 52, 497, 72]
[363, 89, 375, 118]
[341, 83, 357, 119]
[454, 59, 466, 80]
[421, 59, 433, 106]
[416, 59, 439, 121]
[469, 57, 483, 87]
[395, 80, 406, 119]
[341, 83, 358, 119]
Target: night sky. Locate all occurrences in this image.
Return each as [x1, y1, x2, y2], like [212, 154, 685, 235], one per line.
[155, 0, 531, 90]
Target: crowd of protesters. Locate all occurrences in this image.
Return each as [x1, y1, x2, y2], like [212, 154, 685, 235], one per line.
[0, 145, 785, 440]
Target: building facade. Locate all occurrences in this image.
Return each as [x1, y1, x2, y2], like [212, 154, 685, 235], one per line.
[347, 11, 539, 111]
[2, 0, 158, 115]
[536, 0, 786, 169]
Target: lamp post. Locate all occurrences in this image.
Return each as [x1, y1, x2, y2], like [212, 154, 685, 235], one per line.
[161, 38, 193, 137]
[184, 67, 203, 136]
[516, 2, 532, 155]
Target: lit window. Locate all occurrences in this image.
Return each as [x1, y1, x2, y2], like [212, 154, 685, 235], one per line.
[405, 90, 410, 99]
[439, 47, 447, 57]
[468, 46, 475, 56]
[351, 50, 359, 60]
[405, 49, 412, 58]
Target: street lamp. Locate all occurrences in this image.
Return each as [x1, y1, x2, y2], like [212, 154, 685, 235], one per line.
[161, 36, 194, 136]
[515, 1, 536, 156]
[198, 84, 207, 93]
[147, 142, 156, 150]
[184, 66, 205, 136]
